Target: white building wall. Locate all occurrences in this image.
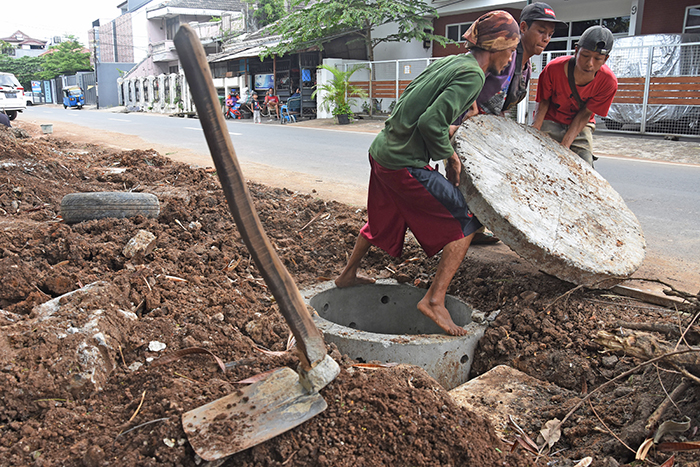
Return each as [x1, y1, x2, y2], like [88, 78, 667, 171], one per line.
[372, 22, 434, 61]
[433, 0, 518, 16]
[545, 0, 631, 21]
[131, 7, 150, 63]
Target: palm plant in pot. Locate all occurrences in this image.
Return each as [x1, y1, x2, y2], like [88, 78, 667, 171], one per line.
[312, 64, 368, 124]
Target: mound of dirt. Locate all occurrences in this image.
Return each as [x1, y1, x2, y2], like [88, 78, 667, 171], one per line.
[0, 125, 698, 467]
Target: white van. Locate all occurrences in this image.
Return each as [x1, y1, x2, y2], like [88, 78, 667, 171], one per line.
[0, 72, 26, 121]
[25, 91, 38, 106]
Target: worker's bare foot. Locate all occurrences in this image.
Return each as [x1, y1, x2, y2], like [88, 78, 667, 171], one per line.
[417, 298, 466, 336]
[335, 272, 376, 288]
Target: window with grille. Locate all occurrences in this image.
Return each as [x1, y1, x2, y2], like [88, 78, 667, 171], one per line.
[446, 22, 473, 42]
[545, 16, 630, 56]
[685, 6, 700, 34]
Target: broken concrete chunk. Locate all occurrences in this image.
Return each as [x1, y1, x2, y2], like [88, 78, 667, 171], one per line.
[123, 229, 157, 258]
[1, 281, 137, 400]
[449, 365, 573, 432]
[148, 340, 167, 352]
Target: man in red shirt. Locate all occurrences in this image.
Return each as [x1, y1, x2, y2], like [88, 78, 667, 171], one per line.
[532, 25, 618, 166]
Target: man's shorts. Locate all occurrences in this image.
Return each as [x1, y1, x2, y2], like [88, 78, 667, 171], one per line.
[540, 120, 596, 166]
[360, 154, 482, 258]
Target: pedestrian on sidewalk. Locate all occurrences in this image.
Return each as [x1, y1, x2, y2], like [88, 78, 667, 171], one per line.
[251, 92, 261, 123]
[335, 11, 520, 336]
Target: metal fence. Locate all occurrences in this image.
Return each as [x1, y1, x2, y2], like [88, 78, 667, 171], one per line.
[342, 41, 700, 138]
[344, 58, 438, 114]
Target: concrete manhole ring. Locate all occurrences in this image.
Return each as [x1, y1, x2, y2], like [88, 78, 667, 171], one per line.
[301, 280, 491, 390]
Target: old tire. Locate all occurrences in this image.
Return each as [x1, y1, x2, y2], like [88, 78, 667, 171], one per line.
[7, 110, 17, 121]
[60, 192, 160, 224]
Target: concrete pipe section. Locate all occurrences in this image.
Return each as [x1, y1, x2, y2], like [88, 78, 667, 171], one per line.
[301, 280, 493, 390]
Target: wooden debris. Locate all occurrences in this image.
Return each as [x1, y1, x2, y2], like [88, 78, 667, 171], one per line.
[646, 381, 692, 430]
[127, 390, 147, 424]
[595, 330, 700, 377]
[612, 285, 685, 309]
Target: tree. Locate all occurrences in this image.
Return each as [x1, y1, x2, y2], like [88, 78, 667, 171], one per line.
[0, 40, 15, 55]
[245, 0, 287, 29]
[0, 55, 44, 89]
[38, 36, 92, 80]
[262, 0, 452, 61]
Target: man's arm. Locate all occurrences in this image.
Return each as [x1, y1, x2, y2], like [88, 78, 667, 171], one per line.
[560, 107, 593, 148]
[531, 99, 550, 130]
[444, 152, 462, 187]
[448, 102, 479, 138]
[417, 71, 483, 163]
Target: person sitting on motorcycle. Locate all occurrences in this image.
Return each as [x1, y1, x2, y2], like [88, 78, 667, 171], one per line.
[225, 91, 241, 118]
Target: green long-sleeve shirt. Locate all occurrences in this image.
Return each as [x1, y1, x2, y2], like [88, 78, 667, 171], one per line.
[369, 53, 485, 170]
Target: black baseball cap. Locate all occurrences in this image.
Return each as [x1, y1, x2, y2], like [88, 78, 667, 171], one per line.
[577, 25, 614, 55]
[520, 2, 565, 26]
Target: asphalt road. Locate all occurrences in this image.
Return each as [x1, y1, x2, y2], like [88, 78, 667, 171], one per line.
[22, 106, 700, 269]
[26, 105, 376, 189]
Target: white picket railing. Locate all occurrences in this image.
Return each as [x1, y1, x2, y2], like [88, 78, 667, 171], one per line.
[118, 72, 194, 114]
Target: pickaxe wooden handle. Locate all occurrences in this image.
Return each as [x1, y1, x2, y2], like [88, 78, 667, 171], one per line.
[173, 24, 327, 369]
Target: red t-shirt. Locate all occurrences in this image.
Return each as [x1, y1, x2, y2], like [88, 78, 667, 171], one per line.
[536, 55, 618, 125]
[266, 95, 279, 104]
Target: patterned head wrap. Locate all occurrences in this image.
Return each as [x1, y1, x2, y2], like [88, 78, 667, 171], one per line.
[462, 10, 520, 52]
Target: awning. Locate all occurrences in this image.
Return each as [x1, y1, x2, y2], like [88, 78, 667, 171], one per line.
[209, 42, 280, 62]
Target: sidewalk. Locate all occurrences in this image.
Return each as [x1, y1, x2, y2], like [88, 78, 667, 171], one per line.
[290, 116, 700, 166]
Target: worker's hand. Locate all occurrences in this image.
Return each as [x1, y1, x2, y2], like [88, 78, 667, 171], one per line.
[445, 153, 462, 187]
[449, 125, 459, 138]
[465, 102, 479, 119]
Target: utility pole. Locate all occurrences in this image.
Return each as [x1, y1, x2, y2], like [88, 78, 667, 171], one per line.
[91, 21, 100, 109]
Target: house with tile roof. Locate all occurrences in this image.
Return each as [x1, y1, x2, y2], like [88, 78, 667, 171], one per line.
[0, 30, 47, 58]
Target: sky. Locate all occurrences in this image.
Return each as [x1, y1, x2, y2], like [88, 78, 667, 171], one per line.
[0, 1, 122, 48]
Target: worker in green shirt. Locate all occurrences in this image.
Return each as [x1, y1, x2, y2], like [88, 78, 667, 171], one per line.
[335, 10, 520, 336]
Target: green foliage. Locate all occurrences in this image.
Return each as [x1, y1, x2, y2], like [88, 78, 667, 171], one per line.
[262, 0, 453, 61]
[0, 55, 43, 89]
[0, 40, 16, 55]
[38, 36, 92, 80]
[246, 0, 287, 27]
[312, 63, 367, 118]
[332, 101, 352, 117]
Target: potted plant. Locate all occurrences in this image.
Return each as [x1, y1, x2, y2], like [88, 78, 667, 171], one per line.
[313, 64, 368, 124]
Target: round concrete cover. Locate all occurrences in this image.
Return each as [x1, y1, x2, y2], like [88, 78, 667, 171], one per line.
[453, 115, 645, 287]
